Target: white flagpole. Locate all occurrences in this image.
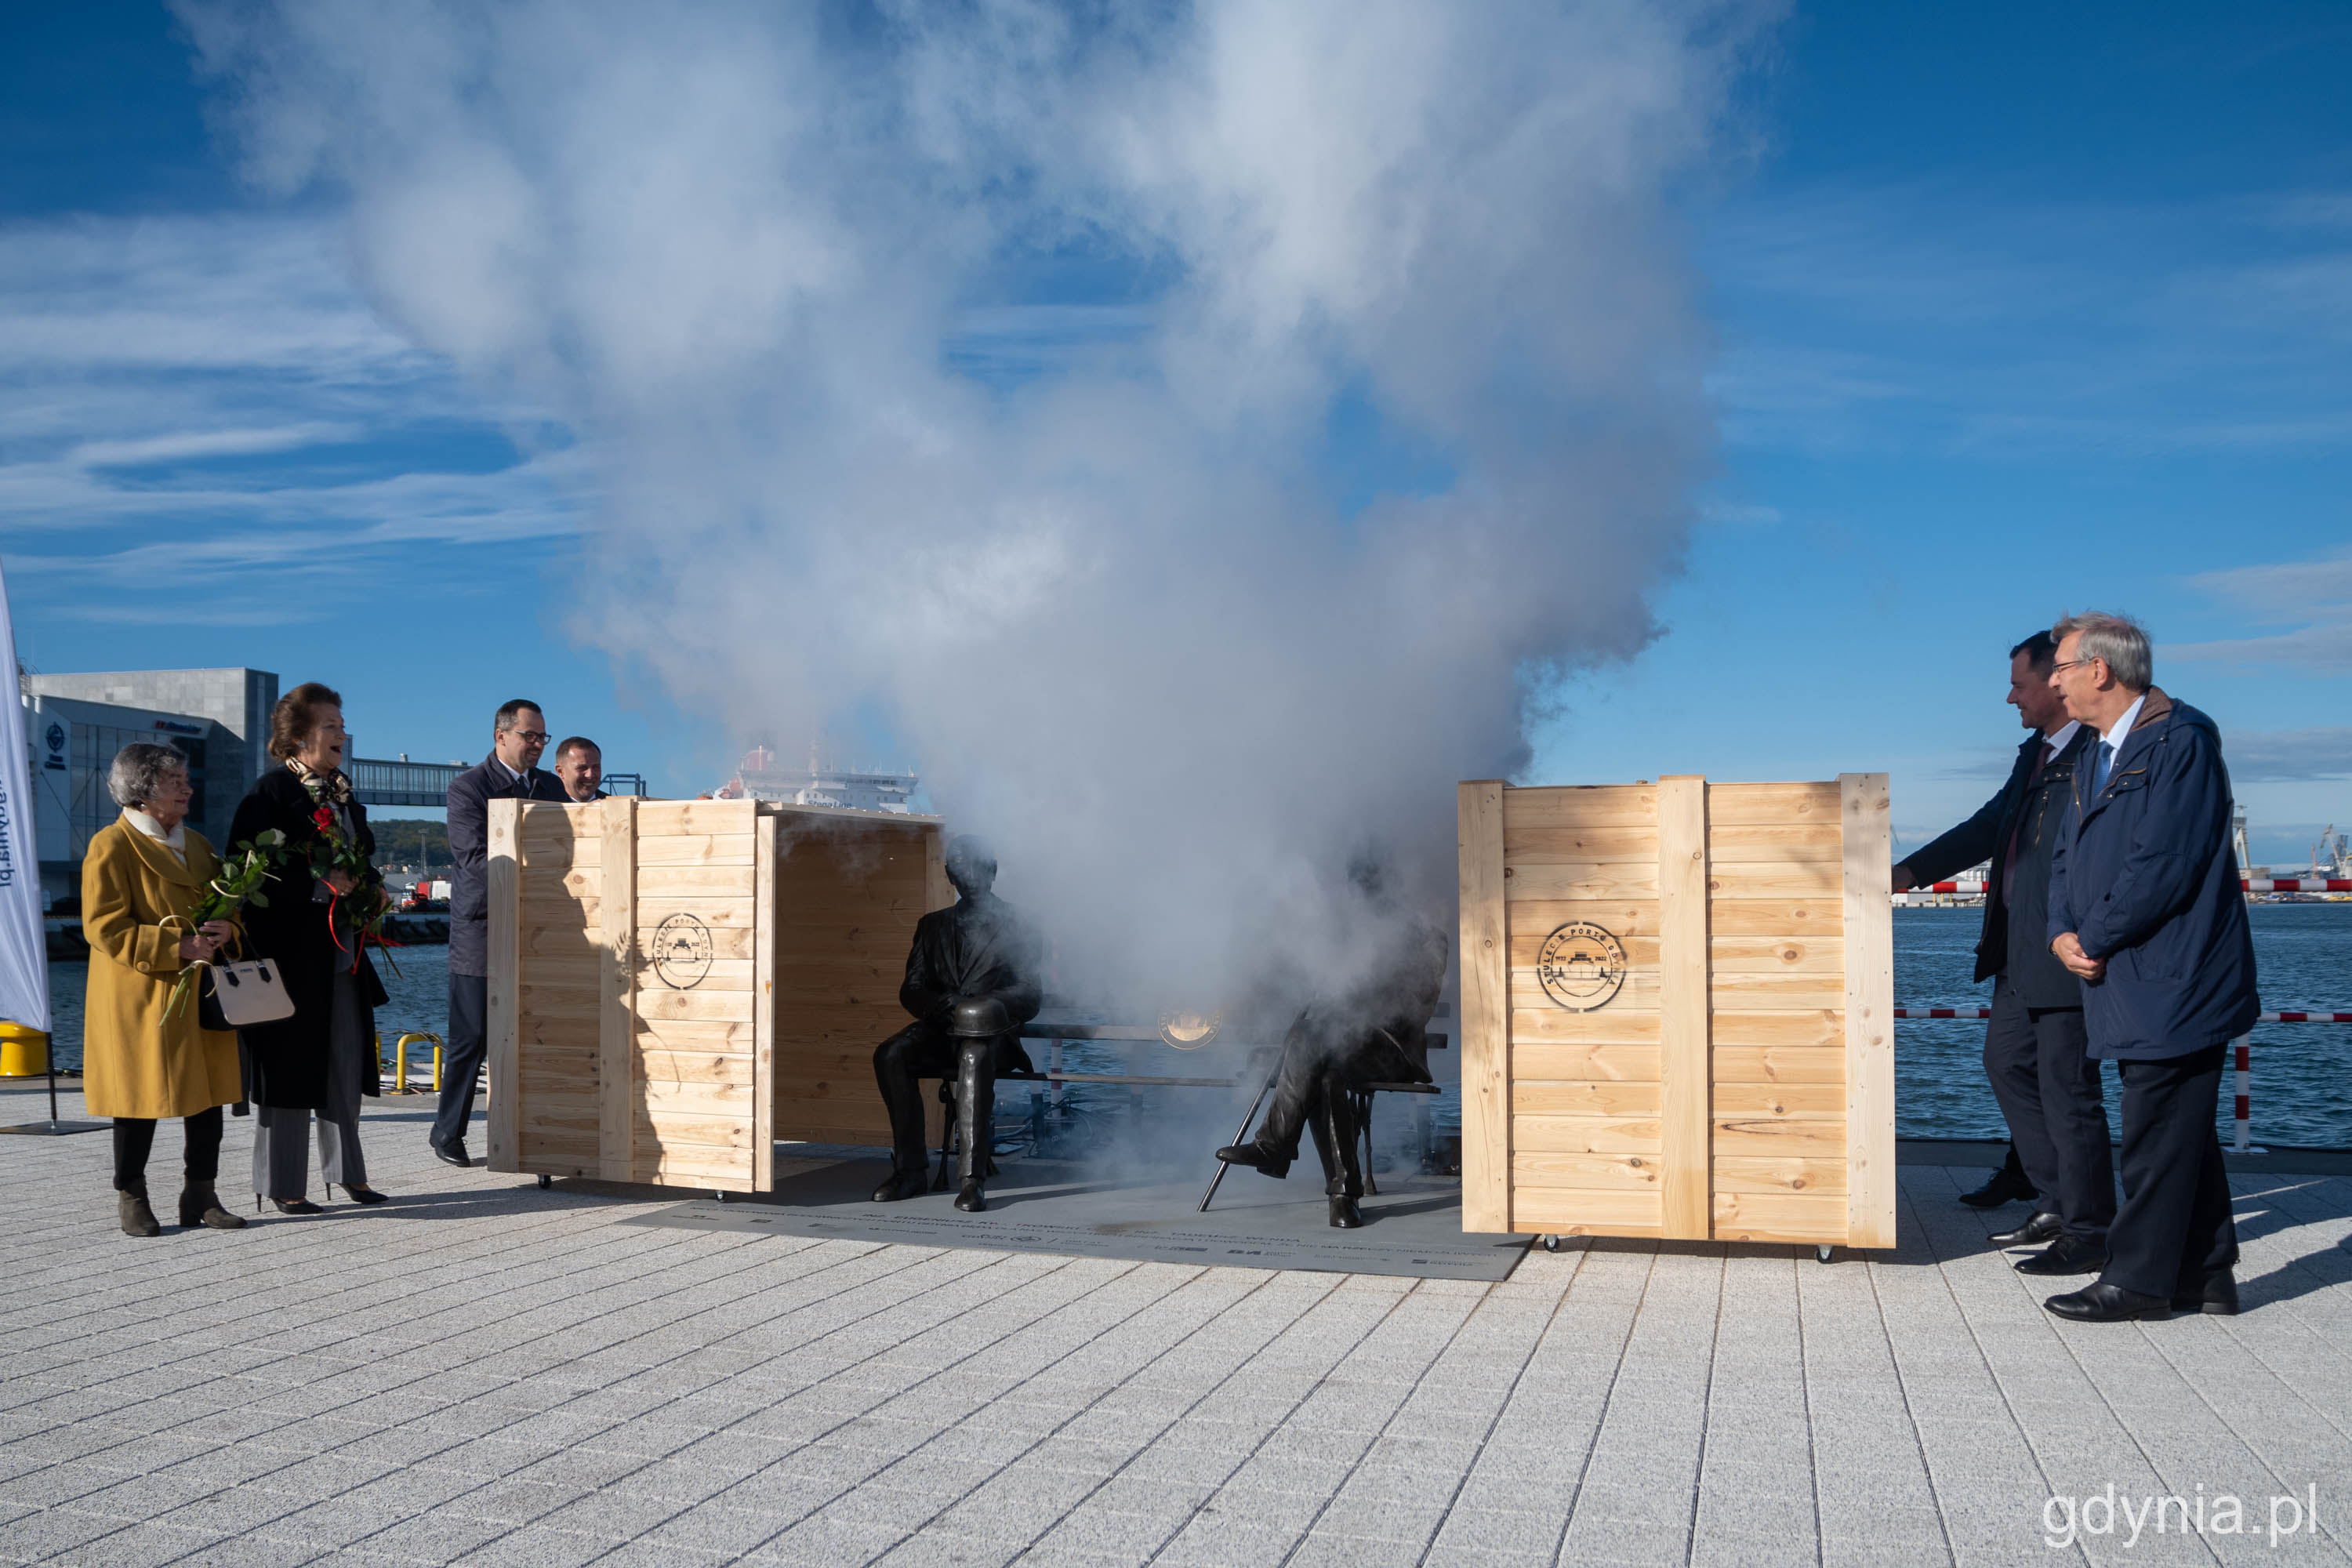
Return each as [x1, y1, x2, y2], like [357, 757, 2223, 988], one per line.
[0, 560, 101, 1134]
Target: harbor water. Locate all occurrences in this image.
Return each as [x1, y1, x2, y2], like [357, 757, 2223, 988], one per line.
[33, 902, 2352, 1148]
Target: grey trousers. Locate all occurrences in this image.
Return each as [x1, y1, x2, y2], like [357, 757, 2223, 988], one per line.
[252, 970, 370, 1200]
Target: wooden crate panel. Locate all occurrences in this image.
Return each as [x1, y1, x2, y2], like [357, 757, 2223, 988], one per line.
[636, 1049, 757, 1085]
[635, 833, 757, 866]
[1712, 1190, 1848, 1241]
[636, 988, 756, 1024]
[633, 958, 757, 993]
[640, 1080, 758, 1115]
[632, 1111, 756, 1150]
[634, 801, 760, 835]
[1515, 1115, 1663, 1154]
[1511, 1151, 1661, 1190]
[1714, 1156, 1846, 1196]
[1511, 1080, 1662, 1117]
[630, 924, 757, 962]
[636, 1019, 757, 1053]
[1470, 773, 1892, 1248]
[635, 864, 756, 898]
[1513, 1186, 1663, 1236]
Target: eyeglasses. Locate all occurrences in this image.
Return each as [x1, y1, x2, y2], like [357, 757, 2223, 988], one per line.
[2049, 659, 2096, 676]
[509, 731, 550, 744]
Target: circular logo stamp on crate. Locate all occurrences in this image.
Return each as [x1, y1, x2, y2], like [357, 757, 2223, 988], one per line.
[651, 913, 714, 989]
[1537, 921, 1627, 1012]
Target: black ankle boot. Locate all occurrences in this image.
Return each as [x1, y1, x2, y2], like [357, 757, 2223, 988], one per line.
[955, 1179, 987, 1213]
[1327, 1194, 1363, 1229]
[177, 1184, 247, 1230]
[1214, 1142, 1290, 1178]
[117, 1180, 161, 1237]
[871, 1160, 930, 1203]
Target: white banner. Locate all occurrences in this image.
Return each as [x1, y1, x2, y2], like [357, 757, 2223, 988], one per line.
[0, 561, 50, 1033]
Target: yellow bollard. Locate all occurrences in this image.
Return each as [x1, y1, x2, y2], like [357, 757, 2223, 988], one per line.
[433, 1045, 443, 1093]
[0, 1022, 49, 1077]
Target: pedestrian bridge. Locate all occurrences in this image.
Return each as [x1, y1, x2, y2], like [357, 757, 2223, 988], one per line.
[347, 757, 644, 808]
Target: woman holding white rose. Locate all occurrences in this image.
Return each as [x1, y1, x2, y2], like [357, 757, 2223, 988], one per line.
[228, 682, 392, 1214]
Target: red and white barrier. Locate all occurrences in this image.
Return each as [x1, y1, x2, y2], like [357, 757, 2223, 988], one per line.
[1905, 878, 2351, 894]
[2232, 1034, 2261, 1154]
[1892, 1008, 2351, 1023]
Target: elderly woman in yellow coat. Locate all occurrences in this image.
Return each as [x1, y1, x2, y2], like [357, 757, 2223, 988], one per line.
[82, 742, 245, 1236]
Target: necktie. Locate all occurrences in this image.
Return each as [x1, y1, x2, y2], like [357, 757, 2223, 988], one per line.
[2096, 740, 2115, 793]
[2000, 742, 2049, 903]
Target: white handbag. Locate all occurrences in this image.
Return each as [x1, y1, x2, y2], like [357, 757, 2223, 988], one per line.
[200, 959, 296, 1030]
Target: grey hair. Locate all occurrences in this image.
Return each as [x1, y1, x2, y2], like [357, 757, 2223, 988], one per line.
[107, 742, 187, 809]
[2052, 610, 2152, 691]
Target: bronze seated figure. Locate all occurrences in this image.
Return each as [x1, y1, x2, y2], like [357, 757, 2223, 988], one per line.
[869, 837, 1041, 1212]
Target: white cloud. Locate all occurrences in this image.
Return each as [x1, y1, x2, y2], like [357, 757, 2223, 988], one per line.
[2172, 546, 2352, 673]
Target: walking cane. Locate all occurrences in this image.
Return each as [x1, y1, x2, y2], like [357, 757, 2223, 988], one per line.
[1199, 1049, 1279, 1213]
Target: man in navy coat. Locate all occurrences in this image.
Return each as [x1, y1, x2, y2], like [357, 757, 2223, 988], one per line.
[1896, 632, 2108, 1272]
[434, 699, 569, 1166]
[2043, 612, 2258, 1321]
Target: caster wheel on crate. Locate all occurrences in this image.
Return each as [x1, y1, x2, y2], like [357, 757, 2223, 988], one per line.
[537, 1174, 551, 1190]
[1816, 1245, 1835, 1265]
[714, 1191, 732, 1204]
[1541, 1235, 1562, 1253]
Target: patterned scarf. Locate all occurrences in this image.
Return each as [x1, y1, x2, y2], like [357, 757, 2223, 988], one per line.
[287, 757, 354, 807]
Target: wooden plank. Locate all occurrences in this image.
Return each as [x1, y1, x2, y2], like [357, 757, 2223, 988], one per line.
[1511, 965, 1659, 1013]
[1708, 974, 1847, 1009]
[1706, 898, 1842, 937]
[637, 1050, 757, 1085]
[1514, 1115, 1662, 1154]
[1512, 1011, 1661, 1045]
[1512, 1187, 1662, 1236]
[632, 1112, 756, 1149]
[1712, 1082, 1847, 1117]
[1457, 780, 1512, 1233]
[626, 924, 755, 962]
[641, 1079, 758, 1116]
[635, 958, 757, 993]
[1502, 825, 1658, 864]
[517, 837, 601, 870]
[636, 864, 757, 898]
[1711, 1117, 1846, 1156]
[1511, 1041, 1661, 1080]
[1711, 1045, 1846, 1084]
[635, 833, 757, 866]
[1842, 771, 1896, 1250]
[753, 814, 777, 1192]
[486, 798, 520, 1174]
[1505, 863, 1659, 902]
[1706, 861, 1842, 898]
[1708, 935, 1840, 974]
[521, 894, 600, 927]
[1510, 1151, 1663, 1191]
[1705, 782, 1840, 826]
[1655, 775, 1711, 1241]
[633, 898, 758, 927]
[1705, 822, 1842, 864]
[598, 795, 637, 1181]
[1510, 1080, 1662, 1117]
[1712, 1010, 1844, 1049]
[1512, 930, 1660, 967]
[1712, 1190, 1849, 1243]
[635, 989, 757, 1024]
[635, 1019, 757, 1052]
[1502, 786, 1658, 829]
[635, 800, 759, 836]
[1713, 1156, 1846, 1196]
[1505, 899, 1659, 939]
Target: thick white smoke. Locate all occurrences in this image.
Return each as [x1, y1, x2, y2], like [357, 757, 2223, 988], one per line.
[180, 0, 1766, 1012]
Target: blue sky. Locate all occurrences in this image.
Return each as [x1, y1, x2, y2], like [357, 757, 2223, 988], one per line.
[3, 1, 2347, 865]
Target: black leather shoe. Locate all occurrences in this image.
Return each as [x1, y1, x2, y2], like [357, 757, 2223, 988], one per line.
[953, 1180, 987, 1213]
[869, 1168, 929, 1203]
[430, 1138, 471, 1168]
[1989, 1211, 2063, 1247]
[1958, 1164, 2035, 1208]
[2015, 1234, 2108, 1276]
[1327, 1195, 1363, 1229]
[2044, 1282, 2172, 1322]
[2172, 1271, 2239, 1316]
[336, 1185, 391, 1206]
[1215, 1142, 1290, 1179]
[270, 1198, 325, 1216]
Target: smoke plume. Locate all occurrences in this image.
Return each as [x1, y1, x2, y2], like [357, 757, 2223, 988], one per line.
[180, 0, 1765, 1012]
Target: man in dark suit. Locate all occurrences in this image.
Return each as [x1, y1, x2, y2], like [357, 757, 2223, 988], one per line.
[553, 737, 608, 803]
[1895, 632, 2111, 1274]
[433, 699, 568, 1165]
[2043, 612, 2258, 1322]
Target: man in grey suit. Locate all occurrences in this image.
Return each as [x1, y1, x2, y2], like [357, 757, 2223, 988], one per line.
[433, 699, 568, 1165]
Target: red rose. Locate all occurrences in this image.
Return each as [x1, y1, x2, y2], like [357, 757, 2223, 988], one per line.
[313, 806, 334, 829]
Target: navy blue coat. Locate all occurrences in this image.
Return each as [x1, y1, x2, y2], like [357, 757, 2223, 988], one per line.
[1900, 723, 2096, 1007]
[446, 754, 569, 976]
[2045, 689, 2258, 1060]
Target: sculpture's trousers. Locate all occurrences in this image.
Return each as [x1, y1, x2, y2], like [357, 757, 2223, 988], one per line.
[1250, 1035, 1422, 1199]
[873, 1024, 1007, 1185]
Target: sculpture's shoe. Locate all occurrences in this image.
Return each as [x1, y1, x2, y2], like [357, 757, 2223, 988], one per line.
[954, 1181, 987, 1213]
[1327, 1195, 1363, 1229]
[1214, 1142, 1290, 1179]
[870, 1169, 929, 1203]
[1989, 1210, 2063, 1247]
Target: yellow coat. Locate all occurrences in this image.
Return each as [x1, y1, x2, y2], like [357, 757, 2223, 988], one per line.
[80, 820, 244, 1120]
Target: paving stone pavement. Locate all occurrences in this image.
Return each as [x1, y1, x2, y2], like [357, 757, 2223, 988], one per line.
[2, 1086, 2346, 1566]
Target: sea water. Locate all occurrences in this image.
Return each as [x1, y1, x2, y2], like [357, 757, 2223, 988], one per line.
[34, 903, 2351, 1147]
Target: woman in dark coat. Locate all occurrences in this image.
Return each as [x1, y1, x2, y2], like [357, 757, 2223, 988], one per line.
[228, 681, 391, 1214]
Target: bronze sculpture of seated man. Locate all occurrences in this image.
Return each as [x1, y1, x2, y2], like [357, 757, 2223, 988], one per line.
[1216, 869, 1448, 1227]
[870, 837, 1042, 1212]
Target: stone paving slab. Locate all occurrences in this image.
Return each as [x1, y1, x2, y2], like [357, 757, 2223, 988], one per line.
[1, 1083, 2347, 1565]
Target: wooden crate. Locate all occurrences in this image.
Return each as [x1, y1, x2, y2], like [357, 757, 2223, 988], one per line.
[486, 797, 949, 1192]
[1457, 775, 1894, 1247]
